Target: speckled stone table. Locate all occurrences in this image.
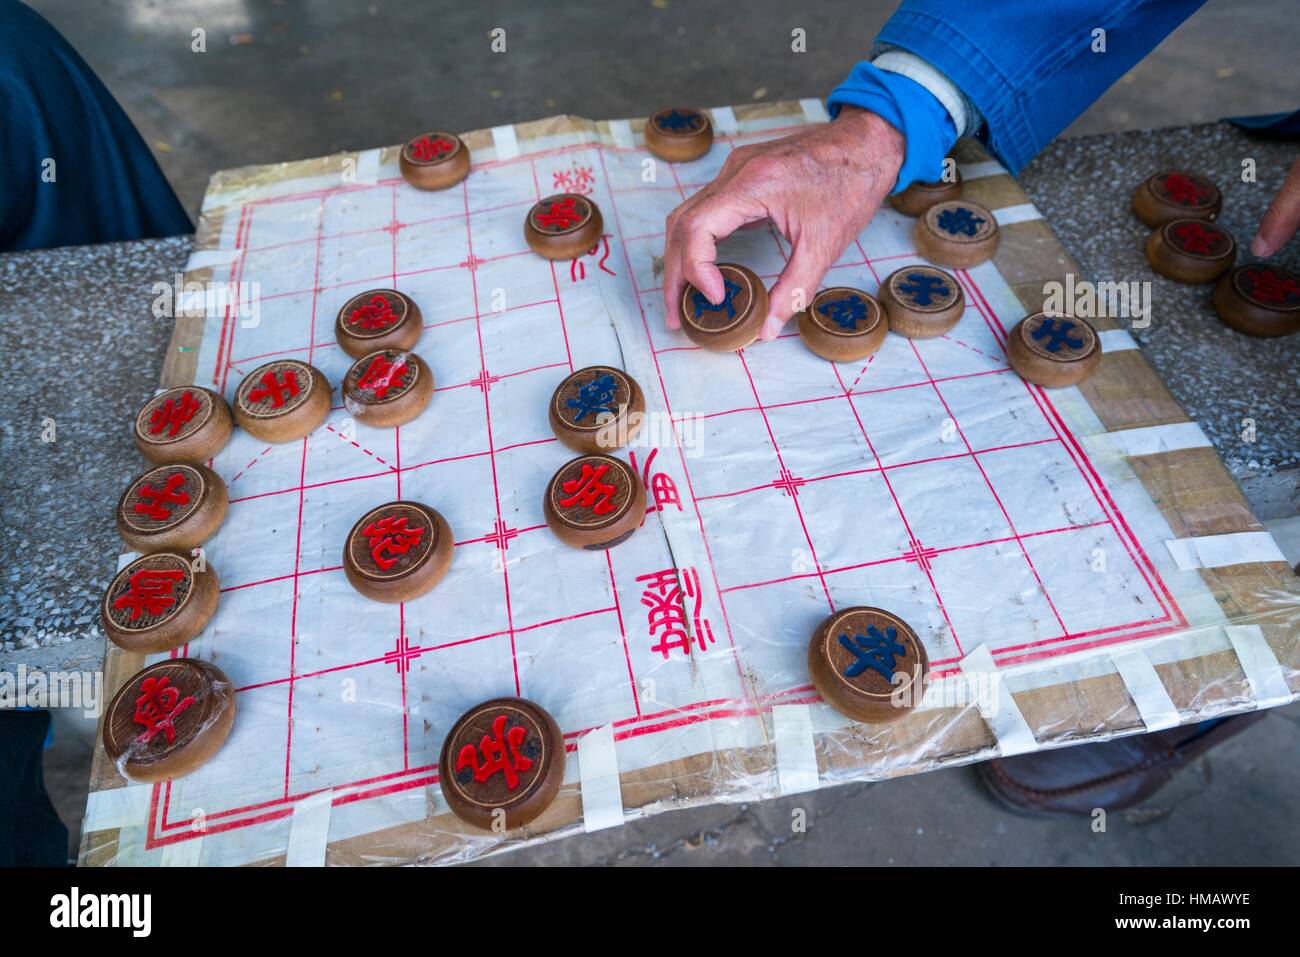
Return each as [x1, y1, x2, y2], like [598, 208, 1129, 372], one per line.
[0, 123, 1295, 669]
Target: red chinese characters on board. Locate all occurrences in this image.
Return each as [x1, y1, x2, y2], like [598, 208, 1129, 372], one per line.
[149, 391, 201, 437]
[456, 714, 533, 791]
[362, 514, 424, 571]
[248, 369, 301, 408]
[132, 675, 196, 745]
[552, 165, 595, 196]
[113, 567, 186, 621]
[630, 449, 682, 515]
[559, 462, 618, 515]
[133, 473, 190, 520]
[636, 567, 715, 659]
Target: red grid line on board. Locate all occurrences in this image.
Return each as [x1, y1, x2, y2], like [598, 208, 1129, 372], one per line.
[148, 131, 1187, 850]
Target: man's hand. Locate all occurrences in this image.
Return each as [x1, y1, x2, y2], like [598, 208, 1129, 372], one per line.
[1253, 158, 1300, 257]
[662, 106, 904, 341]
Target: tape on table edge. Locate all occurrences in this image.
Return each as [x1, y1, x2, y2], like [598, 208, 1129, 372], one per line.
[284, 788, 335, 866]
[1226, 625, 1293, 708]
[959, 159, 1007, 181]
[772, 703, 819, 795]
[161, 832, 204, 866]
[608, 118, 635, 150]
[1165, 530, 1286, 571]
[709, 106, 739, 135]
[84, 783, 152, 833]
[578, 723, 624, 832]
[1090, 420, 1211, 458]
[186, 248, 242, 271]
[491, 124, 520, 161]
[354, 147, 381, 186]
[993, 203, 1043, 226]
[799, 98, 829, 123]
[959, 645, 1038, 756]
[1109, 649, 1181, 731]
[1098, 328, 1138, 352]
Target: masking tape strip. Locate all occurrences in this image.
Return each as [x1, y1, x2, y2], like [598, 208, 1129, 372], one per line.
[355, 147, 381, 186]
[772, 704, 819, 795]
[116, 551, 140, 571]
[84, 784, 152, 833]
[578, 724, 624, 832]
[1165, 531, 1286, 571]
[284, 789, 335, 866]
[800, 97, 829, 123]
[1109, 649, 1180, 731]
[993, 203, 1043, 226]
[113, 824, 147, 867]
[186, 248, 242, 271]
[608, 119, 635, 150]
[1098, 328, 1139, 351]
[1225, 625, 1293, 708]
[710, 106, 739, 135]
[161, 832, 204, 867]
[1095, 421, 1212, 458]
[959, 645, 1038, 756]
[491, 124, 520, 161]
[959, 160, 1007, 180]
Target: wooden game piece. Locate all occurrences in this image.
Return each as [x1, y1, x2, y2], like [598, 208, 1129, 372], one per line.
[1131, 170, 1221, 228]
[439, 697, 565, 831]
[808, 606, 928, 724]
[915, 199, 1000, 269]
[876, 265, 965, 339]
[103, 658, 236, 783]
[1212, 263, 1300, 338]
[115, 463, 227, 554]
[797, 287, 887, 361]
[1007, 312, 1102, 388]
[399, 131, 471, 191]
[524, 193, 603, 260]
[343, 501, 453, 603]
[548, 366, 646, 454]
[679, 262, 768, 352]
[643, 108, 714, 162]
[101, 551, 220, 654]
[334, 289, 423, 359]
[888, 169, 963, 217]
[234, 359, 331, 443]
[341, 349, 433, 428]
[1144, 218, 1235, 284]
[543, 454, 645, 550]
[133, 386, 233, 466]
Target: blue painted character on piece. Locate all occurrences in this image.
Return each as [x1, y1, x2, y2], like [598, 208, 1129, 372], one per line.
[838, 624, 906, 681]
[1030, 318, 1084, 353]
[566, 372, 618, 422]
[897, 272, 950, 307]
[936, 206, 985, 237]
[691, 278, 742, 320]
[817, 295, 869, 331]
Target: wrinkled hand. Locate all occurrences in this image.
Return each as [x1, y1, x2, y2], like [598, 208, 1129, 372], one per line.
[1253, 157, 1300, 257]
[663, 106, 904, 341]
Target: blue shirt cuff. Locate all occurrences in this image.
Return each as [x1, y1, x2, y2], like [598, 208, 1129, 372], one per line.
[826, 61, 958, 194]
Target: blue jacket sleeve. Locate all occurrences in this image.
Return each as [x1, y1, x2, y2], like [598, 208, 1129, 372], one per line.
[832, 0, 1208, 178]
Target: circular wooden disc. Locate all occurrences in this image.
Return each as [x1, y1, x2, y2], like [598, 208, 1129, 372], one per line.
[1212, 264, 1300, 337]
[103, 658, 236, 783]
[643, 108, 714, 162]
[335, 289, 423, 358]
[343, 501, 453, 603]
[133, 386, 233, 465]
[439, 697, 565, 831]
[679, 262, 769, 352]
[1145, 218, 1236, 284]
[543, 454, 645, 550]
[115, 463, 227, 553]
[234, 359, 331, 443]
[877, 265, 965, 339]
[915, 200, 999, 269]
[399, 131, 471, 191]
[797, 287, 887, 361]
[808, 606, 929, 723]
[342, 350, 433, 428]
[101, 551, 220, 653]
[1132, 170, 1221, 228]
[1007, 313, 1102, 388]
[524, 193, 603, 260]
[549, 366, 645, 453]
[888, 170, 963, 217]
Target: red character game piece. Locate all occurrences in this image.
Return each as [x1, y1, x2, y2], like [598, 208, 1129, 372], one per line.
[115, 463, 228, 554]
[334, 289, 423, 359]
[101, 552, 221, 654]
[133, 386, 233, 465]
[343, 501, 453, 603]
[234, 359, 331, 443]
[543, 454, 646, 550]
[342, 349, 434, 428]
[399, 130, 471, 191]
[524, 193, 604, 261]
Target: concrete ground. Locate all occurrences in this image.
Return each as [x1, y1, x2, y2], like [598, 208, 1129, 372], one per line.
[13, 0, 1300, 865]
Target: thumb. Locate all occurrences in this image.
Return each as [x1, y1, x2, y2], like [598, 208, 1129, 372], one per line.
[761, 244, 833, 341]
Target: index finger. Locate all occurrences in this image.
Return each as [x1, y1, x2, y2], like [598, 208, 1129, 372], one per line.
[663, 193, 759, 328]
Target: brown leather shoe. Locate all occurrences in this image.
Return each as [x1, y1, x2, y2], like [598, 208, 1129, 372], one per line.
[976, 713, 1269, 816]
